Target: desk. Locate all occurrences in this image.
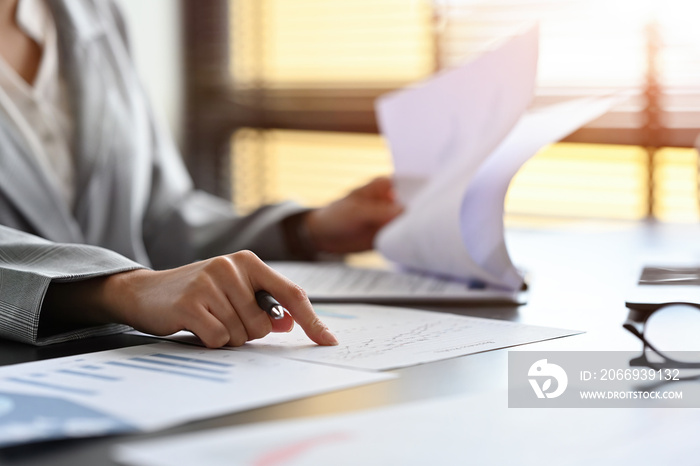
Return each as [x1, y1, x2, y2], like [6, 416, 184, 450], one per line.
[1, 220, 697, 465]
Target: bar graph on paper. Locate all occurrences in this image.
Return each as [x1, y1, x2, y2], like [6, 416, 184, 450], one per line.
[0, 342, 391, 448]
[5, 352, 236, 398]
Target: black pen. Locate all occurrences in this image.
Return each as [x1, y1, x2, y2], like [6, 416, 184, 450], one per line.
[255, 290, 286, 320]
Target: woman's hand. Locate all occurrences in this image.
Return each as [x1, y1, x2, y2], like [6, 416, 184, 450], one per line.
[305, 177, 403, 254]
[43, 251, 338, 348]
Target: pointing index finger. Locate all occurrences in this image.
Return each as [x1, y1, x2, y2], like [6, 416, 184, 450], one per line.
[248, 261, 338, 346]
[275, 284, 338, 346]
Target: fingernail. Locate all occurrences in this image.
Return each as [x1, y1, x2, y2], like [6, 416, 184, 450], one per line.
[286, 321, 295, 333]
[321, 328, 339, 346]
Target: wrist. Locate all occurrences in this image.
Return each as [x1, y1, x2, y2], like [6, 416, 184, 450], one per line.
[97, 268, 152, 326]
[282, 211, 319, 259]
[40, 268, 148, 333]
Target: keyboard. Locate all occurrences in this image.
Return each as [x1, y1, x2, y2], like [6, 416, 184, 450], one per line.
[268, 262, 525, 305]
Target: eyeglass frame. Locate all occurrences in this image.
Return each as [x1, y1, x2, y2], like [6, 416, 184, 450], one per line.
[623, 303, 700, 370]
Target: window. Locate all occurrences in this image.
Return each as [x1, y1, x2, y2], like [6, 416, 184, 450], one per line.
[183, 0, 700, 223]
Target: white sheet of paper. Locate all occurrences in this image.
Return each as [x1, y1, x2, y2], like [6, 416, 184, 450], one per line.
[0, 342, 391, 447]
[159, 304, 580, 371]
[375, 25, 539, 205]
[374, 21, 620, 290]
[458, 95, 621, 290]
[377, 91, 618, 289]
[373, 26, 539, 288]
[114, 391, 698, 466]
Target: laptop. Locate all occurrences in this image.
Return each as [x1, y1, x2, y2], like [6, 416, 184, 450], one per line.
[269, 261, 526, 305]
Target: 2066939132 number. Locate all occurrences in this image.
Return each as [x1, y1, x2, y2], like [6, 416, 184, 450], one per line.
[598, 368, 680, 381]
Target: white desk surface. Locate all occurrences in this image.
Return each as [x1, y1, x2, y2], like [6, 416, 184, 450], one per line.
[1, 220, 696, 465]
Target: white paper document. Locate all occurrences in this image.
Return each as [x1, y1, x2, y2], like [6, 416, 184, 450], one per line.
[375, 25, 618, 291]
[164, 304, 580, 371]
[0, 342, 391, 448]
[114, 391, 698, 466]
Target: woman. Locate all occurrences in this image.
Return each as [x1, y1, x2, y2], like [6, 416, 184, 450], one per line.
[0, 0, 401, 347]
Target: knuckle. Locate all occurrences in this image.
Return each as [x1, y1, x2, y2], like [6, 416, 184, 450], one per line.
[207, 255, 234, 273]
[231, 250, 259, 265]
[190, 273, 217, 295]
[289, 283, 309, 303]
[309, 316, 326, 333]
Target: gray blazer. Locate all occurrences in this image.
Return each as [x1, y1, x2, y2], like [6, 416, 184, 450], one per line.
[0, 0, 304, 345]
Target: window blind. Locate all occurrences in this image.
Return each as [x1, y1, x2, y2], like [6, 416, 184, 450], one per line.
[230, 0, 435, 88]
[180, 0, 700, 222]
[228, 0, 700, 145]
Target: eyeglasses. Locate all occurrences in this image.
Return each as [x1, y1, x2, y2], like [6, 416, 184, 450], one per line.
[623, 303, 700, 369]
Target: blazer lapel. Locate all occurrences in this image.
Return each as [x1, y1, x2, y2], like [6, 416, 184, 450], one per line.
[50, 1, 111, 212]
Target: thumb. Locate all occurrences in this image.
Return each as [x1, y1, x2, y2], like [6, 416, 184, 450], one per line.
[360, 201, 403, 227]
[353, 176, 396, 201]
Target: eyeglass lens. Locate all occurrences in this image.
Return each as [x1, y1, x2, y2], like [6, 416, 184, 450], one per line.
[644, 304, 700, 363]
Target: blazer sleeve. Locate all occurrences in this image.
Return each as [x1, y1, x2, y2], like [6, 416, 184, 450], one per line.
[0, 225, 144, 345]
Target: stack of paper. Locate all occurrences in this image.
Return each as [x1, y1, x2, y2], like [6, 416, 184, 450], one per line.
[0, 303, 580, 448]
[375, 25, 618, 291]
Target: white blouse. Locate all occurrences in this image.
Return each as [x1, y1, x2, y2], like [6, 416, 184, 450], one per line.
[0, 0, 76, 209]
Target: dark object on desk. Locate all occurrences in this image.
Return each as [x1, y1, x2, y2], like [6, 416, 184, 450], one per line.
[625, 265, 700, 312]
[624, 303, 700, 362]
[638, 266, 700, 286]
[625, 266, 700, 366]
